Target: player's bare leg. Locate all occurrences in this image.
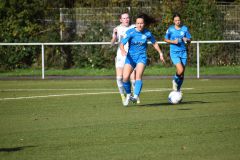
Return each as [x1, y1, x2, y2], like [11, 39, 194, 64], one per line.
[116, 67, 125, 103]
[131, 63, 145, 103]
[130, 70, 140, 104]
[173, 63, 185, 91]
[122, 64, 134, 106]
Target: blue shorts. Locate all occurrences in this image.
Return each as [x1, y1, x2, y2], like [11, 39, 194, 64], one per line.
[125, 53, 147, 69]
[170, 50, 187, 66]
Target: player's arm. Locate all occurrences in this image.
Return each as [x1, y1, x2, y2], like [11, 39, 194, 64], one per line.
[119, 43, 127, 56]
[182, 37, 191, 43]
[183, 35, 191, 43]
[164, 38, 178, 44]
[183, 27, 191, 44]
[148, 33, 165, 64]
[111, 36, 117, 46]
[164, 28, 178, 44]
[152, 42, 165, 64]
[120, 30, 131, 56]
[110, 28, 118, 46]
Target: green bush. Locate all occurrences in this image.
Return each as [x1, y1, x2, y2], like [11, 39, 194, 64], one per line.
[0, 0, 44, 70]
[72, 23, 115, 68]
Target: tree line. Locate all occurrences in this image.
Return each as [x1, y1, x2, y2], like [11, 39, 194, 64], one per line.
[0, 0, 239, 70]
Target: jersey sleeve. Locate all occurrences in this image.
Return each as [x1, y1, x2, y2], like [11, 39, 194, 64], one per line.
[148, 32, 156, 44]
[121, 29, 131, 45]
[130, 24, 136, 29]
[185, 27, 191, 39]
[164, 28, 171, 40]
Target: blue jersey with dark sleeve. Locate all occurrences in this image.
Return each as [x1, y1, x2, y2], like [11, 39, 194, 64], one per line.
[164, 25, 191, 52]
[121, 28, 156, 58]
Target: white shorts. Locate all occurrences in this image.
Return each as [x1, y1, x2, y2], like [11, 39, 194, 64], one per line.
[115, 54, 126, 68]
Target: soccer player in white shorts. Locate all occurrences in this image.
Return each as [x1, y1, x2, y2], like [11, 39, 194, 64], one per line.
[111, 12, 140, 104]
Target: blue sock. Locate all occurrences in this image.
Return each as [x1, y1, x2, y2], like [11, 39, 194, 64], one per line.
[123, 81, 131, 94]
[177, 76, 184, 90]
[174, 74, 180, 84]
[174, 74, 184, 91]
[134, 80, 143, 96]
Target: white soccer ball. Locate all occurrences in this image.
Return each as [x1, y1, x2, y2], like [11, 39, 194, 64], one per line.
[168, 91, 183, 104]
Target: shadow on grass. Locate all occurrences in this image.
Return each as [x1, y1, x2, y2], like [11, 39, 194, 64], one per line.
[190, 91, 240, 94]
[138, 101, 210, 108]
[0, 146, 36, 153]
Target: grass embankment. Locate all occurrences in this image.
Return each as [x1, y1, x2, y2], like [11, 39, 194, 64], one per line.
[0, 66, 239, 77]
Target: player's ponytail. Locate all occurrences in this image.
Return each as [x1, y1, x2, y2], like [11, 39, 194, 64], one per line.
[137, 13, 157, 27]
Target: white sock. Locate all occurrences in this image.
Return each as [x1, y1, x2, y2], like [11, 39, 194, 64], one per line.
[133, 94, 138, 99]
[131, 80, 136, 91]
[116, 76, 125, 95]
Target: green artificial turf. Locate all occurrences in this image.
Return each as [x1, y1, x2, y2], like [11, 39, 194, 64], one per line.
[0, 79, 239, 160]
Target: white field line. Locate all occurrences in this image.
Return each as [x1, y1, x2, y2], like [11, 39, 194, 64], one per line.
[0, 88, 193, 101]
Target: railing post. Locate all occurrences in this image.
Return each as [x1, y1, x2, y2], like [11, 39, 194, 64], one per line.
[197, 41, 200, 79]
[41, 44, 45, 79]
[60, 8, 63, 41]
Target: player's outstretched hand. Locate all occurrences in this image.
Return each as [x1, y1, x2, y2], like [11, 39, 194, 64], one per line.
[160, 54, 165, 64]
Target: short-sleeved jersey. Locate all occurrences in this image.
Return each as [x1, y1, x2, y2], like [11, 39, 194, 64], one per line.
[164, 25, 191, 52]
[121, 28, 156, 58]
[113, 24, 135, 43]
[113, 24, 135, 56]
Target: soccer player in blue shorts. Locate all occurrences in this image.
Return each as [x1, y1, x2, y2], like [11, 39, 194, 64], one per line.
[120, 13, 165, 106]
[110, 12, 138, 104]
[164, 13, 191, 92]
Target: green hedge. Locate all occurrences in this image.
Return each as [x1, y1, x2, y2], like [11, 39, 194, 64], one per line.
[0, 0, 239, 71]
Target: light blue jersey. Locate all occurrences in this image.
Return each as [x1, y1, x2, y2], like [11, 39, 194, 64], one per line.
[121, 28, 156, 97]
[165, 25, 191, 91]
[164, 25, 191, 52]
[121, 28, 156, 63]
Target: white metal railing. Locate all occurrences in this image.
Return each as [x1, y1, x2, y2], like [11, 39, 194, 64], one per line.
[0, 40, 240, 79]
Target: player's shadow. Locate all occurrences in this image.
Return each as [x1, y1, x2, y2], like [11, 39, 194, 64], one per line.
[0, 145, 36, 153]
[190, 91, 240, 94]
[138, 100, 210, 108]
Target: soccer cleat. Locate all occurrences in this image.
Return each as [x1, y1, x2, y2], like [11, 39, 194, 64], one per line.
[130, 96, 137, 104]
[179, 91, 183, 103]
[123, 95, 130, 106]
[172, 80, 178, 91]
[137, 97, 140, 104]
[121, 94, 125, 103]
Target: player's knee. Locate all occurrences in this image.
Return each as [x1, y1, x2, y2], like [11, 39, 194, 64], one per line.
[176, 66, 184, 75]
[116, 76, 123, 80]
[135, 75, 142, 80]
[122, 75, 130, 82]
[177, 70, 184, 76]
[116, 76, 123, 86]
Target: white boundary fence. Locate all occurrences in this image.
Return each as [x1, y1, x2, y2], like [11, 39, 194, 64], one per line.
[0, 40, 240, 79]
